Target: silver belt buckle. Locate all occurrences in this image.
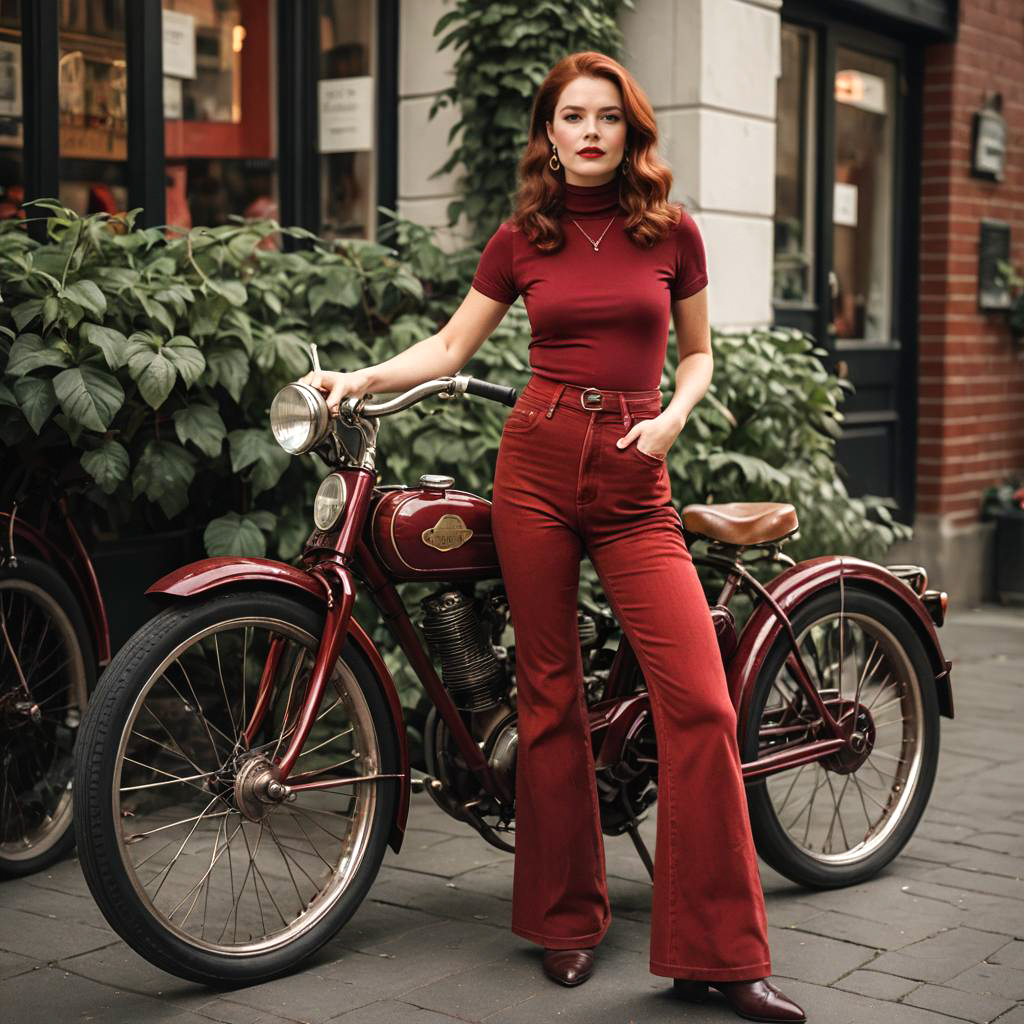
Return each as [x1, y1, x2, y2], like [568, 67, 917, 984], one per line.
[580, 388, 603, 410]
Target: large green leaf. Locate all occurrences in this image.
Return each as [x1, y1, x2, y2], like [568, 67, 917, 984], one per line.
[164, 336, 205, 388]
[52, 365, 124, 431]
[227, 428, 290, 495]
[203, 511, 274, 558]
[13, 376, 58, 434]
[6, 333, 70, 375]
[173, 402, 226, 458]
[204, 344, 249, 402]
[80, 322, 128, 370]
[63, 280, 107, 318]
[132, 440, 196, 518]
[81, 439, 130, 494]
[127, 345, 177, 409]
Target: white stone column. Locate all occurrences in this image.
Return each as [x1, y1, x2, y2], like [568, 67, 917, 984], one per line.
[621, 0, 781, 329]
[396, 0, 472, 251]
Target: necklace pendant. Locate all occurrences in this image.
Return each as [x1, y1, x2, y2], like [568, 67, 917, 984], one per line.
[592, 242, 599, 252]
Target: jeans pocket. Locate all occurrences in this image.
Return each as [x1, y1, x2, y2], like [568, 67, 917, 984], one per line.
[629, 443, 666, 465]
[502, 405, 544, 435]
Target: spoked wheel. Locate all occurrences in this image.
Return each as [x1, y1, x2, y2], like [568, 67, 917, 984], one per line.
[74, 589, 399, 985]
[741, 584, 940, 888]
[0, 556, 93, 877]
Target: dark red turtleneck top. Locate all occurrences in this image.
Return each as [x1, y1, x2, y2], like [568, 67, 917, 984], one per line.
[470, 175, 708, 390]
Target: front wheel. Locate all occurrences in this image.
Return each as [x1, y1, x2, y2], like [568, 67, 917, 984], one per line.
[73, 588, 399, 985]
[741, 583, 940, 888]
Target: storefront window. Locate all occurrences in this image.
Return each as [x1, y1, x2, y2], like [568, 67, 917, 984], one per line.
[319, 0, 376, 240]
[831, 47, 896, 342]
[774, 23, 816, 306]
[58, 0, 128, 215]
[163, 0, 277, 232]
[0, 1, 22, 220]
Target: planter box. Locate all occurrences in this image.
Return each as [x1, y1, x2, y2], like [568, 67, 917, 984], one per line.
[90, 527, 205, 653]
[992, 508, 1024, 606]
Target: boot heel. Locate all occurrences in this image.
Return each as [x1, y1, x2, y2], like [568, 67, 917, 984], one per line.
[672, 979, 710, 1002]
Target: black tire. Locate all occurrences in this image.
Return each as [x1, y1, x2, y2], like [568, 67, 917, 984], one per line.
[0, 555, 94, 878]
[73, 587, 399, 985]
[741, 583, 940, 889]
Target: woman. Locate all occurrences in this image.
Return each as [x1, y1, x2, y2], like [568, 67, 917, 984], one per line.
[302, 51, 806, 1024]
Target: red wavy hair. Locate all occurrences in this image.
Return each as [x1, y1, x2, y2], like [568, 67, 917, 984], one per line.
[508, 51, 686, 252]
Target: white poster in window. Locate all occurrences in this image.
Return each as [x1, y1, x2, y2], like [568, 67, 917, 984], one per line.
[163, 10, 196, 80]
[0, 41, 20, 118]
[833, 182, 858, 227]
[163, 76, 183, 119]
[319, 77, 374, 153]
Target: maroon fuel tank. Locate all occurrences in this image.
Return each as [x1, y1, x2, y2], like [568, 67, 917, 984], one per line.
[366, 477, 502, 581]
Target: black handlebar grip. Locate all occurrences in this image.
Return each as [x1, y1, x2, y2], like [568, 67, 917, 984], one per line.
[464, 377, 519, 407]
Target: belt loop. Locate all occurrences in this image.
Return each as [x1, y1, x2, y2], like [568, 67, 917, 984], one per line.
[618, 392, 631, 432]
[546, 382, 567, 418]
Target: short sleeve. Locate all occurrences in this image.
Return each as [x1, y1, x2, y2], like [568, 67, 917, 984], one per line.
[670, 209, 709, 301]
[471, 221, 519, 304]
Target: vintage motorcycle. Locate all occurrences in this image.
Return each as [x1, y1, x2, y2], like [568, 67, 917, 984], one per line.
[73, 373, 954, 986]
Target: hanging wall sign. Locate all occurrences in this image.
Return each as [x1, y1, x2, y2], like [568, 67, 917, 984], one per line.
[978, 219, 1011, 311]
[972, 93, 1006, 182]
[319, 76, 374, 153]
[162, 10, 196, 80]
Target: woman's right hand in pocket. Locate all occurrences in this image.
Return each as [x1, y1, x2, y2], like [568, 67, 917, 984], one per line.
[299, 369, 370, 418]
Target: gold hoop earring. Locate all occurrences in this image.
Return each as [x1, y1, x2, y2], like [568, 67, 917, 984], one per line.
[549, 145, 560, 171]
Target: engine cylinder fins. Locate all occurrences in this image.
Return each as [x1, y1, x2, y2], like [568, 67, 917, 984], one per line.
[420, 590, 507, 712]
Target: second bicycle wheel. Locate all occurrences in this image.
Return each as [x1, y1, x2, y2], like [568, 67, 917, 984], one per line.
[74, 587, 400, 985]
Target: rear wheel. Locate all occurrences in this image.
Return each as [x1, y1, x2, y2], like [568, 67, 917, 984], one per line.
[0, 556, 93, 877]
[741, 584, 940, 888]
[74, 588, 399, 985]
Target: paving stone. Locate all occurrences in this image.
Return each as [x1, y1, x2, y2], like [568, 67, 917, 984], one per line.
[870, 928, 1012, 984]
[792, 909, 937, 951]
[833, 968, 921, 1000]
[948, 849, 1024, 880]
[764, 924, 875, 985]
[0, 947, 38, 980]
[218, 963, 380, 1022]
[1, 966, 210, 1024]
[946, 961, 1024, 1002]
[0, 877, 110, 931]
[193, 999, 301, 1024]
[987, 1006, 1024, 1024]
[397, 951, 543, 1021]
[924, 866, 1024, 903]
[330, 999, 473, 1023]
[58, 941, 211, 1005]
[989, 940, 1024, 969]
[902, 982, 1016, 1022]
[956, 833, 1024, 856]
[0, 905, 115, 961]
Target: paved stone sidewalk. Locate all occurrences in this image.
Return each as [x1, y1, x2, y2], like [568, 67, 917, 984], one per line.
[1, 603, 1022, 1024]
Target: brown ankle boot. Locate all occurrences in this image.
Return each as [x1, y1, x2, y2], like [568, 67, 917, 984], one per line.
[673, 977, 806, 1022]
[542, 947, 594, 986]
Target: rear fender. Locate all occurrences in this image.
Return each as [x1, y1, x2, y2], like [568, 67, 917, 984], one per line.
[148, 557, 411, 853]
[728, 555, 954, 731]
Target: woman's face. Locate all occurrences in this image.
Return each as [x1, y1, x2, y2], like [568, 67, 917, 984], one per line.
[545, 75, 627, 187]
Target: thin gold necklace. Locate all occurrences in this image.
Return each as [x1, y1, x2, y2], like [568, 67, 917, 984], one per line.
[570, 216, 617, 252]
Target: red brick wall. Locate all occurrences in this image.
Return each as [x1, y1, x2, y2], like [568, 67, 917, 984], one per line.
[917, 0, 1024, 526]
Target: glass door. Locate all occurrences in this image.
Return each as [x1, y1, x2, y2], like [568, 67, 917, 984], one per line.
[774, 14, 917, 522]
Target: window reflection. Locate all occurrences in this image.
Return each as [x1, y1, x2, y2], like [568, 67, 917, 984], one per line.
[163, 1, 277, 234]
[774, 23, 816, 306]
[0, 0, 22, 220]
[319, 0, 376, 240]
[831, 48, 896, 341]
[58, 0, 128, 215]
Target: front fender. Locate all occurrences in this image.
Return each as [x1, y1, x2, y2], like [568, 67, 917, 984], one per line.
[728, 555, 954, 732]
[147, 557, 411, 854]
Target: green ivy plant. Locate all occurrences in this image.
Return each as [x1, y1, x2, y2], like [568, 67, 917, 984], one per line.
[428, 0, 634, 244]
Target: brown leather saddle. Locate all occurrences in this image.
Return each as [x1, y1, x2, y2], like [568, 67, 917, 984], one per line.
[681, 501, 798, 546]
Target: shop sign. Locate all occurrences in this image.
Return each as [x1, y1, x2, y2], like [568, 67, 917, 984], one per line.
[319, 76, 374, 153]
[163, 10, 196, 80]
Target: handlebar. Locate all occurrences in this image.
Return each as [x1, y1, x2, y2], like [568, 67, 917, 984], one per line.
[338, 374, 518, 420]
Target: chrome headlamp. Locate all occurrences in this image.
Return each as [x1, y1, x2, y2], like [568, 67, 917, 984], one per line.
[313, 473, 348, 531]
[270, 383, 329, 455]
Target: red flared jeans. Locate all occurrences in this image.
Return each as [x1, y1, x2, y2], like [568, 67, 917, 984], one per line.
[490, 374, 773, 981]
